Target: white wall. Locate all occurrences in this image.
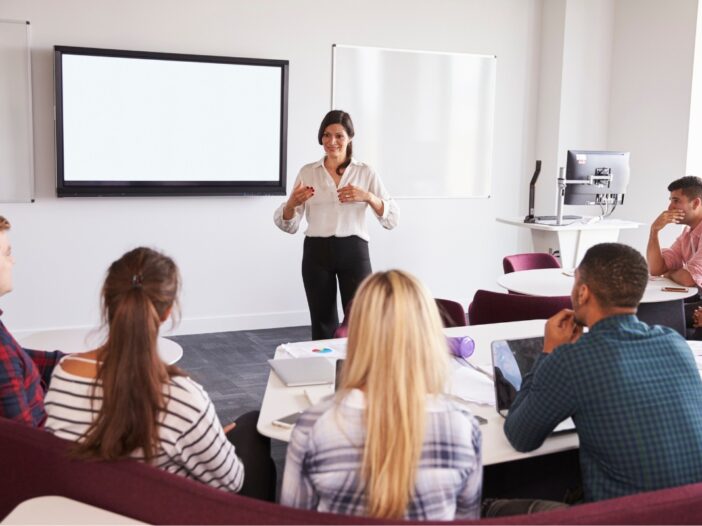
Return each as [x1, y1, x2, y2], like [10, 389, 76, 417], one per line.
[533, 0, 615, 217]
[688, 1, 702, 176]
[0, 0, 698, 337]
[0, 0, 542, 336]
[609, 0, 699, 251]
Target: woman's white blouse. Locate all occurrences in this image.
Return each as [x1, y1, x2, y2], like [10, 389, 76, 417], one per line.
[273, 158, 399, 241]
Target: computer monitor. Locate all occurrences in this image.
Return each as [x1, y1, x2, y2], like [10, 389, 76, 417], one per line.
[564, 150, 630, 206]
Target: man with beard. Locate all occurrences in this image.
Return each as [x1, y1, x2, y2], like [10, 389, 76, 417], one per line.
[503, 243, 702, 503]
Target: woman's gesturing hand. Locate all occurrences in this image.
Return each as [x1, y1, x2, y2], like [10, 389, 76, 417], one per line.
[337, 184, 369, 203]
[288, 181, 315, 208]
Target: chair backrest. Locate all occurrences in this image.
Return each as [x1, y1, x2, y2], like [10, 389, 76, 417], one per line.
[468, 289, 572, 325]
[333, 300, 353, 339]
[503, 253, 561, 274]
[335, 298, 467, 337]
[637, 300, 686, 337]
[435, 298, 468, 328]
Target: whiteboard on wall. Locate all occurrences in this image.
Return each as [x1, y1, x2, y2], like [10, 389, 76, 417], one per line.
[332, 45, 496, 198]
[0, 20, 34, 202]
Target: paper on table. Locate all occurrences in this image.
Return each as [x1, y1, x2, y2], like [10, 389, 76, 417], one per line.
[449, 362, 495, 406]
[687, 340, 702, 357]
[278, 339, 347, 359]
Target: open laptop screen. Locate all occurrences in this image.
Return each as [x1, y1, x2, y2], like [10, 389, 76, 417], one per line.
[491, 337, 545, 416]
[491, 336, 575, 433]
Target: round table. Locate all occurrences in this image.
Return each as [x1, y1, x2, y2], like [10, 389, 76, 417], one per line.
[18, 328, 183, 365]
[497, 268, 698, 303]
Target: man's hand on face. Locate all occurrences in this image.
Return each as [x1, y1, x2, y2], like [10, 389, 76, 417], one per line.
[651, 210, 685, 233]
[543, 309, 583, 354]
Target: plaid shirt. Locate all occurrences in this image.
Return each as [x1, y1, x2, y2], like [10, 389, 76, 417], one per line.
[281, 389, 482, 520]
[0, 310, 64, 426]
[505, 314, 702, 502]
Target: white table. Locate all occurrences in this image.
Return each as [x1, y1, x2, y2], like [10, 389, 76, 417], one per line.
[257, 319, 580, 466]
[497, 217, 641, 268]
[18, 329, 183, 365]
[1, 496, 144, 525]
[497, 268, 697, 303]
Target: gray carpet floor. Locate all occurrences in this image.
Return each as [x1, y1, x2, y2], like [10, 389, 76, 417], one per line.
[169, 325, 312, 493]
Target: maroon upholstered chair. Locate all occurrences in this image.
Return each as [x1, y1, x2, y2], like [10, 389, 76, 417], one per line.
[503, 253, 561, 274]
[435, 298, 468, 327]
[468, 289, 572, 325]
[335, 298, 467, 337]
[5, 417, 702, 524]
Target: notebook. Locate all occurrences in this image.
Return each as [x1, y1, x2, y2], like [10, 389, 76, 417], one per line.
[268, 357, 335, 387]
[491, 337, 575, 433]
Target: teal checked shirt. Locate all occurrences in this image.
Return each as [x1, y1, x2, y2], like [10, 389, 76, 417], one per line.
[505, 314, 702, 502]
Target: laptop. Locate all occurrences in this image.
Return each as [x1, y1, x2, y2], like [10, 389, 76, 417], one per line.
[268, 357, 335, 387]
[491, 336, 575, 434]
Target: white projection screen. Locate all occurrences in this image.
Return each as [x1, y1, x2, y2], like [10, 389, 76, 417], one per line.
[55, 46, 288, 196]
[332, 45, 496, 198]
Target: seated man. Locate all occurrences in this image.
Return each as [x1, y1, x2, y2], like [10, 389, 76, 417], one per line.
[0, 216, 63, 426]
[647, 175, 702, 288]
[504, 242, 702, 502]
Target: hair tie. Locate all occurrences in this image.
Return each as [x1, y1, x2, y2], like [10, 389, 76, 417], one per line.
[131, 274, 143, 288]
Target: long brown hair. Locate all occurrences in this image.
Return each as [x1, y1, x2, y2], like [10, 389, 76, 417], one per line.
[73, 247, 182, 461]
[340, 270, 448, 519]
[318, 109, 355, 175]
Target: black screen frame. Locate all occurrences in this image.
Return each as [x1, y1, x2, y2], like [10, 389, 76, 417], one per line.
[54, 45, 288, 197]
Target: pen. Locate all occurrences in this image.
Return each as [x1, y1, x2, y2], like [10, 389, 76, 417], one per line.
[661, 286, 688, 292]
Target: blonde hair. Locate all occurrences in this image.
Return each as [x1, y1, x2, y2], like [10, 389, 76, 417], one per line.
[0, 216, 10, 231]
[339, 270, 449, 519]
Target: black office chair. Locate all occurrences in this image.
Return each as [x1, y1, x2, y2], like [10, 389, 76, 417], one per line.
[637, 300, 686, 337]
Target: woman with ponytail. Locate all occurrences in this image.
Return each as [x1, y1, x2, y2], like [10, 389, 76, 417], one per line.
[44, 247, 276, 500]
[274, 110, 399, 340]
[281, 270, 483, 520]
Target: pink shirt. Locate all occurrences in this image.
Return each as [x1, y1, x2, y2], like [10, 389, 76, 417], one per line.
[662, 221, 702, 287]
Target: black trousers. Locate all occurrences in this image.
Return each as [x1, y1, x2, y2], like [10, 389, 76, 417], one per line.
[225, 410, 277, 502]
[302, 236, 372, 340]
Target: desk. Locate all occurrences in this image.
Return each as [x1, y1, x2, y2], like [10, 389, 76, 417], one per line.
[18, 329, 183, 365]
[497, 268, 697, 303]
[497, 217, 641, 268]
[1, 496, 144, 525]
[497, 269, 695, 335]
[257, 319, 580, 466]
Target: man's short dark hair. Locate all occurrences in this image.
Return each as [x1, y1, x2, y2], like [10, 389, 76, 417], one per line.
[577, 243, 648, 308]
[668, 176, 702, 201]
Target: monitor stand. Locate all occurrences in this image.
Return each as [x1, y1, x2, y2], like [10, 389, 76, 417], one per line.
[535, 214, 582, 221]
[523, 160, 540, 223]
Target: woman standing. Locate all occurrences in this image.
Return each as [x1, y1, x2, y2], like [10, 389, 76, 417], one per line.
[274, 110, 399, 340]
[280, 270, 483, 520]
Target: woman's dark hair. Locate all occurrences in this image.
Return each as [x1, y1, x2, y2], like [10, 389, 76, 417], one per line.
[318, 110, 355, 176]
[73, 247, 182, 461]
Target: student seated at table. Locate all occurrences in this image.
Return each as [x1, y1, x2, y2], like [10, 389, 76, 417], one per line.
[504, 242, 702, 502]
[281, 270, 482, 520]
[44, 247, 276, 501]
[0, 215, 64, 427]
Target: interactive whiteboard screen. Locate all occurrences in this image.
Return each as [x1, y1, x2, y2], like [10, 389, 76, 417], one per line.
[332, 45, 496, 198]
[55, 46, 288, 196]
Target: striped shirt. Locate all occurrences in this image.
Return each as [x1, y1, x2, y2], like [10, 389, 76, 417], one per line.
[504, 314, 702, 502]
[281, 389, 482, 520]
[44, 357, 244, 493]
